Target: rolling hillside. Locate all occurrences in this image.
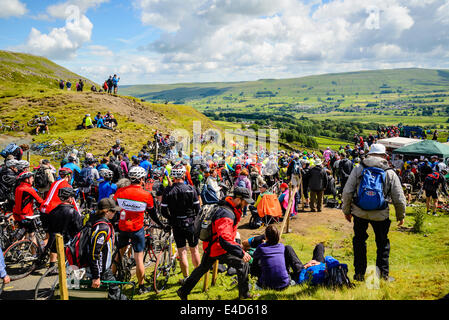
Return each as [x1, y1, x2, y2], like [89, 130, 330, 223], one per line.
[0, 50, 219, 163]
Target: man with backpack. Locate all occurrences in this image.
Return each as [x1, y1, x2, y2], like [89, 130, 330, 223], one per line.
[342, 144, 406, 282]
[160, 164, 201, 284]
[177, 187, 254, 300]
[45, 187, 83, 273]
[76, 158, 99, 210]
[0, 159, 19, 211]
[423, 169, 448, 216]
[63, 154, 81, 185]
[98, 169, 117, 201]
[1, 143, 28, 160]
[287, 153, 302, 188]
[34, 159, 55, 198]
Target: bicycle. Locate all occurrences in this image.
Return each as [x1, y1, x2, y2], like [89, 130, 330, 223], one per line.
[27, 112, 56, 127]
[2, 215, 49, 280]
[0, 212, 19, 251]
[1, 120, 24, 132]
[152, 227, 177, 294]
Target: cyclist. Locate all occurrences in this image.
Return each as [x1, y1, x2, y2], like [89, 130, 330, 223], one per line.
[77, 158, 100, 210]
[106, 139, 125, 157]
[160, 164, 201, 284]
[177, 187, 254, 300]
[98, 169, 117, 201]
[35, 113, 50, 135]
[12, 171, 44, 242]
[40, 167, 79, 215]
[63, 154, 81, 185]
[113, 166, 159, 294]
[45, 187, 83, 272]
[89, 198, 127, 300]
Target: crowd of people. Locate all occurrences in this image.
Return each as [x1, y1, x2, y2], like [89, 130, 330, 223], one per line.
[1, 127, 448, 300]
[77, 111, 119, 131]
[58, 74, 120, 94]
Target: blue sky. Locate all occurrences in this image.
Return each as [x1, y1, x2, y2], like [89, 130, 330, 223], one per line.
[1, 0, 449, 85]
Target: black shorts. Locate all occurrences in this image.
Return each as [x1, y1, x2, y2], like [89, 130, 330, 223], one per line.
[172, 218, 198, 248]
[17, 219, 36, 234]
[425, 189, 438, 199]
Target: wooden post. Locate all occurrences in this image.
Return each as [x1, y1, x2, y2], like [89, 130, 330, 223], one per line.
[56, 233, 69, 300]
[202, 270, 209, 292]
[211, 260, 219, 286]
[280, 186, 298, 238]
[26, 151, 30, 163]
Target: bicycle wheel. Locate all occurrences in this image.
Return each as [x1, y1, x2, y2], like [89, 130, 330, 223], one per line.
[27, 119, 37, 127]
[153, 236, 176, 294]
[111, 249, 132, 283]
[34, 265, 59, 300]
[3, 239, 40, 280]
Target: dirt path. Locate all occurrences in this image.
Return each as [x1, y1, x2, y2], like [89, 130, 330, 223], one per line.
[237, 206, 352, 241]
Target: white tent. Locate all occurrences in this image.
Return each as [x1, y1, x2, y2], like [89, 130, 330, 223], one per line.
[377, 137, 422, 150]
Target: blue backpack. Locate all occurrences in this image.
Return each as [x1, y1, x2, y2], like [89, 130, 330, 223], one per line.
[355, 166, 388, 211]
[1, 143, 19, 158]
[297, 256, 353, 288]
[76, 166, 94, 188]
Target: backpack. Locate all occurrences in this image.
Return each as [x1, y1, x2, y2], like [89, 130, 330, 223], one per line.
[237, 178, 246, 188]
[424, 172, 440, 192]
[193, 204, 219, 242]
[355, 166, 388, 211]
[34, 167, 50, 189]
[292, 159, 301, 175]
[1, 143, 19, 158]
[200, 184, 219, 205]
[250, 173, 259, 190]
[65, 221, 111, 268]
[323, 256, 354, 289]
[248, 205, 263, 229]
[76, 166, 94, 188]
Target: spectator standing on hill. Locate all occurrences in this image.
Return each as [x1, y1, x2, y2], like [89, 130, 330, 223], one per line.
[66, 81, 72, 91]
[342, 144, 406, 282]
[306, 159, 328, 212]
[112, 74, 120, 94]
[107, 76, 113, 94]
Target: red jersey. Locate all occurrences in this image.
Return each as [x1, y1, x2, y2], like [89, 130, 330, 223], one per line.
[114, 184, 154, 232]
[40, 178, 79, 214]
[13, 182, 44, 222]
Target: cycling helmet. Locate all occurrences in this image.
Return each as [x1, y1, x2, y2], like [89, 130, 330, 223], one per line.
[152, 168, 164, 178]
[17, 171, 34, 181]
[59, 167, 73, 176]
[99, 169, 113, 179]
[171, 164, 186, 179]
[128, 166, 147, 182]
[68, 155, 77, 162]
[5, 160, 19, 168]
[58, 187, 77, 201]
[16, 160, 30, 171]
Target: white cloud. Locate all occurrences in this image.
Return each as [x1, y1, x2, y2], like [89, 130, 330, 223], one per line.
[0, 0, 27, 18]
[16, 13, 93, 60]
[46, 0, 109, 19]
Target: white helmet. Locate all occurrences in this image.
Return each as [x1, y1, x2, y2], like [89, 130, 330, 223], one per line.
[171, 164, 186, 179]
[128, 166, 147, 181]
[99, 169, 113, 179]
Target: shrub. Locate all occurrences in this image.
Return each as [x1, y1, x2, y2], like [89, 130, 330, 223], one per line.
[412, 206, 426, 233]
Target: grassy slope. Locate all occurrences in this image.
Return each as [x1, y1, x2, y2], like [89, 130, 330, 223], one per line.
[0, 50, 220, 167]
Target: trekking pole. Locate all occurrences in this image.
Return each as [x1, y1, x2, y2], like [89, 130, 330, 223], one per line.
[56, 233, 69, 300]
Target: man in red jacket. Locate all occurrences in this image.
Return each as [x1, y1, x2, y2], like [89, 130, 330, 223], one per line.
[13, 171, 44, 239]
[177, 187, 254, 300]
[40, 167, 79, 215]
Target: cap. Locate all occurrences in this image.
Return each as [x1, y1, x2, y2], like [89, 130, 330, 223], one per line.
[98, 198, 122, 212]
[233, 187, 254, 205]
[280, 183, 289, 189]
[368, 144, 386, 155]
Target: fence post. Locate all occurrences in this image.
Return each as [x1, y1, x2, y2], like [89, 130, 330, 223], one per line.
[202, 270, 209, 292]
[56, 233, 69, 300]
[280, 186, 298, 238]
[211, 260, 219, 286]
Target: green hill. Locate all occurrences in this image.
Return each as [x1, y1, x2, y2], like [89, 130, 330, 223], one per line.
[0, 50, 219, 166]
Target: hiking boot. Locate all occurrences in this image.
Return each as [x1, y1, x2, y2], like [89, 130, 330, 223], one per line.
[353, 274, 365, 282]
[177, 288, 188, 300]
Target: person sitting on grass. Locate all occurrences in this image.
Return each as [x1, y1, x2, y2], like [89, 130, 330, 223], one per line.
[250, 225, 304, 291]
[83, 114, 94, 129]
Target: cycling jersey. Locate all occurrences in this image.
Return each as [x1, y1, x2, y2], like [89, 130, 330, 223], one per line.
[40, 178, 80, 214]
[114, 184, 154, 232]
[160, 183, 200, 220]
[89, 216, 114, 280]
[13, 182, 44, 222]
[98, 180, 117, 201]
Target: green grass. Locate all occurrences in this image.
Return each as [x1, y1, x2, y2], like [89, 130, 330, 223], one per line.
[131, 206, 449, 300]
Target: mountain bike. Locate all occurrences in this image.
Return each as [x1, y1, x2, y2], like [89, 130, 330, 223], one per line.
[0, 120, 24, 132]
[27, 112, 57, 127]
